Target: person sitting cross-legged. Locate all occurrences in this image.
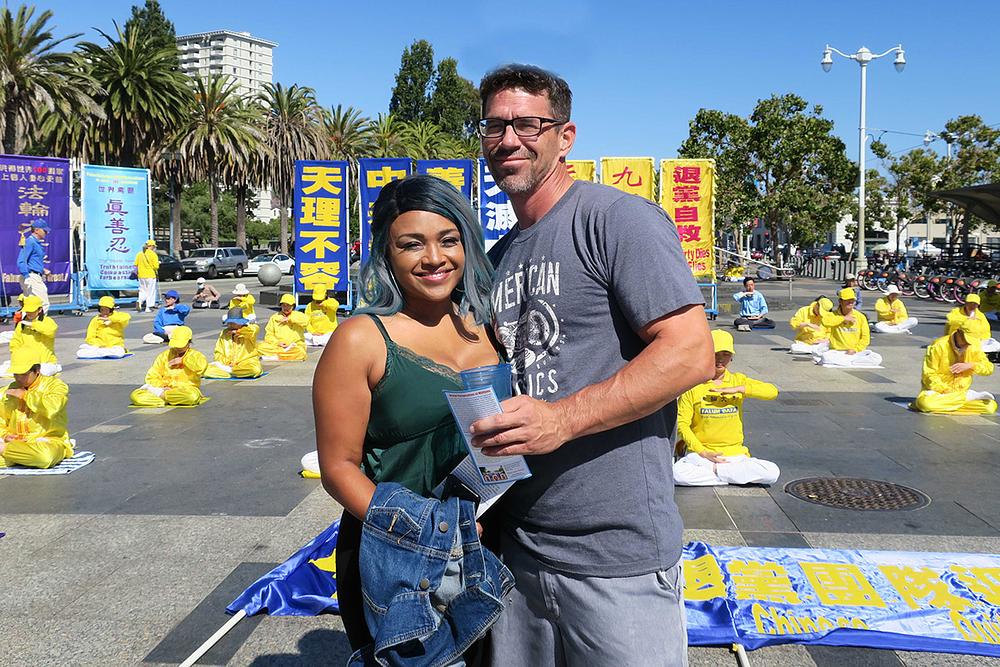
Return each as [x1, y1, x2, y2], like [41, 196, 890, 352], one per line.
[204, 307, 264, 379]
[225, 283, 257, 323]
[0, 295, 60, 376]
[304, 286, 340, 347]
[258, 294, 309, 361]
[874, 285, 918, 334]
[911, 321, 997, 414]
[129, 326, 208, 407]
[78, 296, 131, 359]
[789, 297, 832, 354]
[732, 277, 775, 331]
[673, 330, 780, 486]
[979, 280, 1000, 323]
[143, 290, 191, 345]
[192, 277, 221, 309]
[0, 349, 73, 469]
[814, 288, 883, 368]
[945, 293, 1000, 354]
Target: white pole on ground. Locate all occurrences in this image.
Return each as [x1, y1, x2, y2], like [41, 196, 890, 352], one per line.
[733, 643, 752, 667]
[178, 609, 247, 667]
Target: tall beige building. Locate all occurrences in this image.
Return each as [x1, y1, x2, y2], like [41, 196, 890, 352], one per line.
[176, 30, 277, 97]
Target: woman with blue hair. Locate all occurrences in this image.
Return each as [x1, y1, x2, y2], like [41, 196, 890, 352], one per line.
[312, 174, 501, 653]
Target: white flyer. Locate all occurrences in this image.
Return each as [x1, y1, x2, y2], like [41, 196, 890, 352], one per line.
[444, 387, 532, 487]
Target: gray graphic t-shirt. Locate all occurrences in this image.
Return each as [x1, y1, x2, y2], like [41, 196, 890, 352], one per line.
[488, 181, 704, 577]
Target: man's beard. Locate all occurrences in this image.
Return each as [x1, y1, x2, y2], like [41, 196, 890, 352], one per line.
[488, 149, 538, 195]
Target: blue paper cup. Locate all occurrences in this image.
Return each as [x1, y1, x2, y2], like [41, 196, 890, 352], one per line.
[460, 363, 513, 401]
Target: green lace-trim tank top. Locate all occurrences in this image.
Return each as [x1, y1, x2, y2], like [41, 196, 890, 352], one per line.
[362, 314, 471, 497]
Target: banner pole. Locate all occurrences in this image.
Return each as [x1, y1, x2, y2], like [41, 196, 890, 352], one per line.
[178, 609, 246, 667]
[733, 643, 752, 667]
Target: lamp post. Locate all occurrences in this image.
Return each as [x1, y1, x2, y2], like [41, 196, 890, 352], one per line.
[162, 151, 181, 256]
[822, 44, 905, 270]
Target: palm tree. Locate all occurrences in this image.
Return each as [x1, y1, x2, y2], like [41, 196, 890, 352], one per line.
[257, 82, 327, 254]
[0, 5, 97, 153]
[324, 104, 372, 160]
[221, 101, 266, 250]
[401, 120, 448, 160]
[368, 113, 407, 158]
[78, 22, 191, 167]
[176, 75, 262, 246]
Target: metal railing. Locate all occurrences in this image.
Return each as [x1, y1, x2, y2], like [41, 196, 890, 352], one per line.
[715, 247, 795, 279]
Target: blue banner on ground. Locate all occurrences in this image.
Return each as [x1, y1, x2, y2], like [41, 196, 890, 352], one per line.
[228, 519, 340, 617]
[0, 154, 71, 297]
[293, 160, 350, 293]
[684, 541, 1000, 657]
[358, 158, 411, 265]
[416, 159, 474, 202]
[82, 165, 151, 291]
[477, 158, 517, 249]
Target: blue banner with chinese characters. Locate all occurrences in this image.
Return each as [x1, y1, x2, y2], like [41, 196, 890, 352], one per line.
[293, 160, 349, 294]
[82, 165, 151, 290]
[359, 158, 411, 264]
[416, 159, 474, 202]
[477, 158, 518, 250]
[685, 541, 1000, 657]
[0, 154, 71, 297]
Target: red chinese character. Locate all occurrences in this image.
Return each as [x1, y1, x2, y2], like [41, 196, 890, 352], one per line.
[612, 167, 643, 188]
[677, 225, 702, 242]
[675, 206, 699, 223]
[673, 166, 701, 184]
[672, 185, 701, 203]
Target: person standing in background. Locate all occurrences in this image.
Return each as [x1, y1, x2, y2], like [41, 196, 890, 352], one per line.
[134, 240, 160, 313]
[17, 220, 51, 314]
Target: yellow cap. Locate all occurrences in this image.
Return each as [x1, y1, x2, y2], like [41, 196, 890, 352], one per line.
[22, 295, 43, 312]
[838, 288, 856, 301]
[965, 293, 981, 305]
[145, 240, 156, 247]
[98, 296, 116, 309]
[312, 286, 327, 301]
[168, 325, 193, 349]
[9, 348, 40, 374]
[711, 329, 735, 354]
[280, 294, 295, 306]
[958, 320, 982, 341]
[816, 297, 833, 312]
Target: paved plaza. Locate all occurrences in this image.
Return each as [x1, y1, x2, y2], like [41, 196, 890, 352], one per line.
[1, 276, 999, 666]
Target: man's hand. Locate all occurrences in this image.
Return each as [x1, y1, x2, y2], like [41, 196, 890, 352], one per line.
[5, 388, 26, 400]
[470, 395, 568, 457]
[698, 451, 727, 463]
[43, 269, 51, 276]
[950, 362, 975, 375]
[168, 355, 185, 368]
[843, 314, 856, 324]
[711, 385, 746, 396]
[846, 350, 857, 355]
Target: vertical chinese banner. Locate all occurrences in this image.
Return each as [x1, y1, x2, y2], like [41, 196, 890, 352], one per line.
[600, 157, 654, 200]
[0, 154, 71, 297]
[478, 158, 518, 251]
[82, 165, 151, 290]
[358, 158, 411, 264]
[660, 159, 716, 280]
[566, 159, 596, 182]
[416, 159, 474, 203]
[294, 160, 350, 293]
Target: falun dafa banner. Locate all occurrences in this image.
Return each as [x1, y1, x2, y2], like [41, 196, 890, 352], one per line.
[565, 159, 596, 182]
[293, 160, 350, 292]
[359, 157, 411, 264]
[600, 157, 654, 200]
[416, 159, 474, 203]
[660, 158, 716, 280]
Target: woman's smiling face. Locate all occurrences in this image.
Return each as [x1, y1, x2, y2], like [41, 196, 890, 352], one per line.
[387, 210, 465, 306]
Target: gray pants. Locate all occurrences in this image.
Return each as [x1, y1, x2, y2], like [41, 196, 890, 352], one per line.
[489, 534, 688, 666]
[19, 272, 49, 312]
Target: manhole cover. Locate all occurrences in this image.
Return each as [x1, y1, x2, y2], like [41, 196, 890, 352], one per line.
[784, 477, 930, 511]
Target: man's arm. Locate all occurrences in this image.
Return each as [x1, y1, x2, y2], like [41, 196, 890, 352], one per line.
[472, 304, 715, 457]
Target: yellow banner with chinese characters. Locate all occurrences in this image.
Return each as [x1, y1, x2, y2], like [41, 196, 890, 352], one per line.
[660, 159, 716, 279]
[566, 159, 596, 182]
[600, 157, 654, 200]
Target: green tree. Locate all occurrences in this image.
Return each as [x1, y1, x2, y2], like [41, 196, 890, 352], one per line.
[153, 180, 237, 244]
[123, 0, 176, 62]
[401, 119, 447, 159]
[368, 112, 406, 157]
[937, 116, 1000, 247]
[176, 75, 262, 246]
[389, 39, 433, 122]
[325, 104, 372, 159]
[257, 82, 327, 253]
[427, 57, 478, 138]
[0, 4, 95, 153]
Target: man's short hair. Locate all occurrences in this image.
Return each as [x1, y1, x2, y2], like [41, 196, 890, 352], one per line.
[479, 64, 572, 121]
[742, 276, 754, 287]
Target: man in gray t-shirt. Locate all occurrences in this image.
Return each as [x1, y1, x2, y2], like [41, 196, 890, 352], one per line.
[471, 65, 714, 666]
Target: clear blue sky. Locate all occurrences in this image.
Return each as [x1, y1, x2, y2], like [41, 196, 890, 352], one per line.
[38, 0, 998, 167]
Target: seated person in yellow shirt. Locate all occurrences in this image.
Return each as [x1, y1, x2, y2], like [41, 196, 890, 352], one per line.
[674, 330, 780, 486]
[226, 283, 257, 323]
[129, 326, 209, 407]
[814, 288, 883, 368]
[258, 294, 309, 361]
[78, 296, 131, 359]
[0, 295, 24, 345]
[0, 349, 73, 469]
[0, 295, 60, 377]
[945, 293, 1000, 353]
[912, 321, 996, 414]
[789, 296, 832, 354]
[873, 285, 918, 334]
[304, 286, 339, 347]
[979, 280, 1000, 323]
[204, 307, 264, 379]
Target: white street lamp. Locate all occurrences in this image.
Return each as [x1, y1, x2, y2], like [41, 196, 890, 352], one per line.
[822, 44, 905, 269]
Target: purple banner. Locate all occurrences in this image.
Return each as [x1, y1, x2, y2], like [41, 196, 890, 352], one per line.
[0, 154, 71, 297]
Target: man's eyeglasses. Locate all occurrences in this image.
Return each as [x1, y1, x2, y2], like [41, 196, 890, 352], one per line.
[477, 116, 567, 139]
